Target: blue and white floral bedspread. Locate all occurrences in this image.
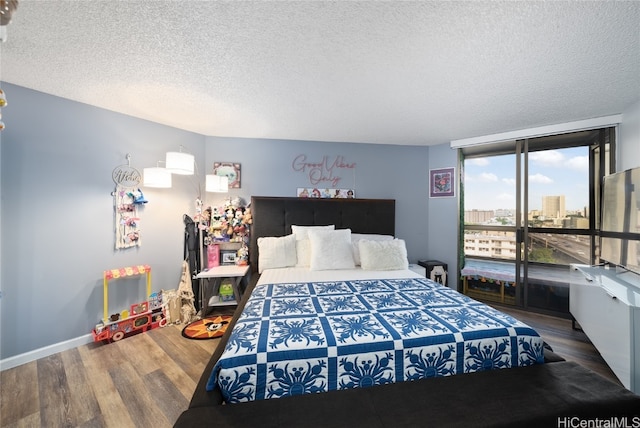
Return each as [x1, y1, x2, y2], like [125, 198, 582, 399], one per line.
[206, 277, 544, 402]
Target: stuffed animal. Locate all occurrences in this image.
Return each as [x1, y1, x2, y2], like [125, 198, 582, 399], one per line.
[242, 208, 252, 225]
[232, 208, 246, 238]
[230, 196, 245, 208]
[201, 206, 212, 222]
[225, 206, 235, 221]
[128, 188, 148, 204]
[233, 208, 244, 225]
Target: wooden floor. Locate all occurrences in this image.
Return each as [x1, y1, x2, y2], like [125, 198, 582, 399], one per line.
[0, 323, 219, 428]
[0, 307, 620, 428]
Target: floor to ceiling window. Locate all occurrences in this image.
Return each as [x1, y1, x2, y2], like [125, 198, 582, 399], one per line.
[460, 128, 614, 317]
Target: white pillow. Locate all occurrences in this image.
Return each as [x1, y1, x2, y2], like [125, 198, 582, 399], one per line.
[257, 234, 297, 273]
[359, 239, 409, 271]
[295, 239, 312, 267]
[308, 228, 355, 271]
[351, 233, 394, 265]
[291, 224, 335, 240]
[291, 225, 335, 267]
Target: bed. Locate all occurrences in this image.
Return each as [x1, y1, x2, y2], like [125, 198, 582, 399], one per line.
[207, 269, 545, 402]
[174, 196, 640, 427]
[207, 197, 544, 402]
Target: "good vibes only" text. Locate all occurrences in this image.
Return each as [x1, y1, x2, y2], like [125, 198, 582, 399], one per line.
[292, 155, 356, 187]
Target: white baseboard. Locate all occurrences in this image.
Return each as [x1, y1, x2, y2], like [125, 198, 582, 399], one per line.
[0, 334, 94, 371]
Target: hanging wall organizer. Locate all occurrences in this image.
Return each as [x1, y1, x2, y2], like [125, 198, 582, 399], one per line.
[112, 154, 146, 249]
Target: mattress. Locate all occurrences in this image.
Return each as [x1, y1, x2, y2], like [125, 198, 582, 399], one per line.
[206, 268, 544, 403]
[257, 267, 424, 284]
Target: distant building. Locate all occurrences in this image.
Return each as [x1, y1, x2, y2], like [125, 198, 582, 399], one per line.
[464, 231, 517, 259]
[494, 209, 514, 217]
[464, 209, 494, 224]
[528, 209, 541, 220]
[542, 195, 566, 219]
[563, 217, 589, 228]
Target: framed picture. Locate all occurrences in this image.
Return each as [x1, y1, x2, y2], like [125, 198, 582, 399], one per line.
[213, 162, 241, 188]
[430, 167, 455, 198]
[221, 250, 237, 265]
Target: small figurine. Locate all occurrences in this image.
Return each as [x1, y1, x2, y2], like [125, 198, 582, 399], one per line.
[236, 244, 249, 266]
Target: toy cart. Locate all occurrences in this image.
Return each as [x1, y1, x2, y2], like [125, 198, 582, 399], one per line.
[92, 265, 166, 343]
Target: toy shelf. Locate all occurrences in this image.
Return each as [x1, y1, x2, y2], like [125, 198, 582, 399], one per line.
[93, 264, 165, 343]
[102, 264, 151, 323]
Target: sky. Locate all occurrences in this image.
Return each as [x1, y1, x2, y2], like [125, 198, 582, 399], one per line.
[463, 146, 589, 212]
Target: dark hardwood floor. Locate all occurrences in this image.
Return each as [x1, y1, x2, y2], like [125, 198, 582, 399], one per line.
[0, 306, 620, 427]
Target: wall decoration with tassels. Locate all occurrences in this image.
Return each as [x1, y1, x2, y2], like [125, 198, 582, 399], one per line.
[112, 154, 147, 249]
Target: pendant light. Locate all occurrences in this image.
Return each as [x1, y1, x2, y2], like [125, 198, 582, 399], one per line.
[165, 146, 195, 175]
[143, 162, 172, 188]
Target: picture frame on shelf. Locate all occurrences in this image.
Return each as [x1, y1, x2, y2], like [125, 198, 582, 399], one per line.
[221, 250, 237, 265]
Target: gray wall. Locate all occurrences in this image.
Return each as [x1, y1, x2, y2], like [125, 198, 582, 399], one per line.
[0, 83, 205, 361]
[202, 136, 435, 265]
[426, 143, 459, 282]
[0, 83, 451, 362]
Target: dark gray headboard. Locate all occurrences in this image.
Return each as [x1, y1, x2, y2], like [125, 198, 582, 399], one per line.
[249, 196, 396, 274]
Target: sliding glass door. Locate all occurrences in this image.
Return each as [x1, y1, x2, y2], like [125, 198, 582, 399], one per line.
[463, 150, 522, 306]
[461, 129, 614, 316]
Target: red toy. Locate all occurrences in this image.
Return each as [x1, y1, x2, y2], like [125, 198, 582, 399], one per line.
[92, 265, 166, 343]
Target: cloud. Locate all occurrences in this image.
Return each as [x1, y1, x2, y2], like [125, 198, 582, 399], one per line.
[530, 150, 587, 171]
[496, 192, 514, 201]
[529, 173, 553, 184]
[464, 172, 499, 183]
[502, 178, 515, 185]
[566, 155, 588, 171]
[529, 150, 564, 166]
[479, 172, 498, 182]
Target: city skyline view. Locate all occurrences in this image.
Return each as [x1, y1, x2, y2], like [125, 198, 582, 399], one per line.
[464, 146, 589, 213]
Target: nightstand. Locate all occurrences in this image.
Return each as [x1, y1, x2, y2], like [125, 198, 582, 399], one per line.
[195, 264, 249, 317]
[418, 260, 448, 286]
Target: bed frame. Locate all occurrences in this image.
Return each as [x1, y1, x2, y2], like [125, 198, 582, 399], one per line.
[248, 196, 395, 274]
[175, 196, 640, 427]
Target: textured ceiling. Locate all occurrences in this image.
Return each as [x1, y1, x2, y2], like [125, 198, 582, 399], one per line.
[1, 1, 639, 146]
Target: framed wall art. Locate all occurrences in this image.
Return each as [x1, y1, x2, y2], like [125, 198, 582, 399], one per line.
[213, 162, 241, 188]
[429, 167, 455, 198]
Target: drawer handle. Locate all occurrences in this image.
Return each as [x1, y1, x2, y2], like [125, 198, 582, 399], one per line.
[603, 288, 617, 299]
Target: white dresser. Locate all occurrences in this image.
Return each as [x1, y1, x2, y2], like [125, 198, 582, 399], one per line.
[569, 264, 640, 393]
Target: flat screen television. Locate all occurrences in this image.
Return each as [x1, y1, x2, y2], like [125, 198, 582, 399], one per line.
[600, 166, 640, 275]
